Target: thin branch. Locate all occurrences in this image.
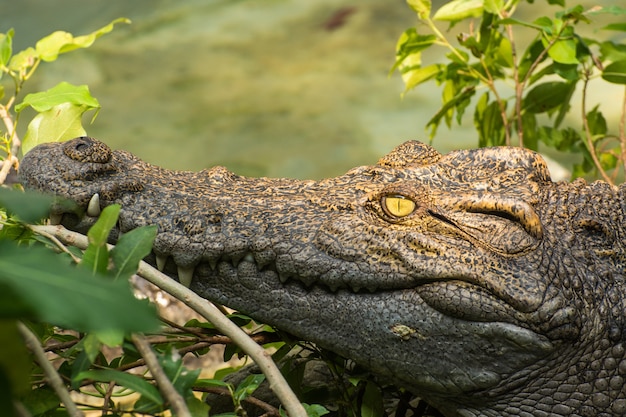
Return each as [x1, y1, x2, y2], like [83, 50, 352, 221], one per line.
[619, 87, 626, 173]
[17, 322, 85, 417]
[196, 386, 281, 416]
[581, 76, 612, 184]
[30, 225, 308, 417]
[131, 334, 190, 417]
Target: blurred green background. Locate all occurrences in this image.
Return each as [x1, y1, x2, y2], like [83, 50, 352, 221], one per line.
[2, 0, 623, 179]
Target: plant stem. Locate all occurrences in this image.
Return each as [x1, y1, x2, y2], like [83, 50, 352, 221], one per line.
[581, 76, 612, 184]
[619, 87, 626, 173]
[131, 334, 191, 417]
[30, 225, 308, 417]
[18, 322, 85, 417]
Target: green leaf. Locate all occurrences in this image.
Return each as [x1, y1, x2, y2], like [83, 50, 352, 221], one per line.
[433, 0, 483, 21]
[0, 240, 158, 332]
[473, 92, 506, 147]
[16, 82, 100, 113]
[0, 29, 14, 68]
[603, 23, 626, 32]
[8, 47, 36, 74]
[426, 87, 476, 139]
[483, 0, 503, 14]
[361, 381, 384, 417]
[407, 0, 431, 19]
[0, 320, 30, 398]
[73, 369, 163, 405]
[0, 188, 53, 223]
[402, 64, 444, 92]
[83, 205, 120, 275]
[21, 103, 90, 154]
[586, 105, 607, 137]
[602, 60, 626, 84]
[111, 225, 157, 281]
[543, 36, 579, 64]
[301, 403, 330, 417]
[523, 81, 572, 114]
[233, 374, 265, 404]
[21, 386, 59, 415]
[160, 348, 201, 399]
[35, 18, 130, 62]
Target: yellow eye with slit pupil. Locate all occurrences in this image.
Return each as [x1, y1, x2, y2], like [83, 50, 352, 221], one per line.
[382, 195, 416, 218]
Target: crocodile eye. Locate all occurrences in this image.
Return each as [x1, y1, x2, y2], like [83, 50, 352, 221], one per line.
[382, 195, 416, 218]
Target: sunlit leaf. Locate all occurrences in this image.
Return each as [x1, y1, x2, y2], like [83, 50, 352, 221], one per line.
[407, 0, 431, 19]
[35, 18, 130, 62]
[0, 29, 14, 68]
[483, 0, 503, 14]
[433, 0, 483, 22]
[402, 64, 444, 92]
[543, 37, 579, 64]
[16, 82, 100, 113]
[8, 47, 36, 74]
[21, 103, 89, 154]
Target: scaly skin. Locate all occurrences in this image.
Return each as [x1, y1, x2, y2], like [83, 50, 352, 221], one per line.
[20, 136, 626, 416]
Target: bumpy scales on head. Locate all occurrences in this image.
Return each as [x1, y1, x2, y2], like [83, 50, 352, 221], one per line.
[20, 137, 626, 417]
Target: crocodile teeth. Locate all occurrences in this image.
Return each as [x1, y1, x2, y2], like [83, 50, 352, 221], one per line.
[177, 266, 194, 288]
[231, 254, 244, 267]
[156, 255, 168, 271]
[243, 253, 254, 263]
[207, 258, 218, 271]
[87, 193, 101, 217]
[49, 213, 63, 225]
[278, 272, 291, 284]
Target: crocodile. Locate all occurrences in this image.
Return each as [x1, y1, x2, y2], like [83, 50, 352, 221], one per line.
[19, 136, 626, 417]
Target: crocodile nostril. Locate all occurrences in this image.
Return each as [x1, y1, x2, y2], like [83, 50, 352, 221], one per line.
[63, 136, 112, 163]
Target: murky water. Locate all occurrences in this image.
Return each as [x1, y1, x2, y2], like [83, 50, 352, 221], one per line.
[2, 0, 622, 179]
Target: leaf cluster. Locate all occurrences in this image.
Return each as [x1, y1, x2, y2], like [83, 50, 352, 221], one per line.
[395, 0, 626, 183]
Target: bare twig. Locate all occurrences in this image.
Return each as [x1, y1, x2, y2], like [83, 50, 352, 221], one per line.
[581, 76, 612, 184]
[196, 386, 281, 416]
[619, 87, 626, 174]
[18, 322, 85, 417]
[30, 224, 307, 417]
[131, 334, 191, 417]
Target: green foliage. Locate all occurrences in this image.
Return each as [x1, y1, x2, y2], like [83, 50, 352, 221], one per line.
[395, 0, 626, 183]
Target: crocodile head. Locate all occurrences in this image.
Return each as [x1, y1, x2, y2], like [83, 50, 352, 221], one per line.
[20, 137, 626, 416]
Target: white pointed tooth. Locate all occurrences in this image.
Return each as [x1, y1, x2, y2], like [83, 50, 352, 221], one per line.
[49, 213, 62, 225]
[177, 266, 194, 288]
[87, 193, 101, 217]
[156, 255, 168, 271]
[243, 253, 254, 263]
